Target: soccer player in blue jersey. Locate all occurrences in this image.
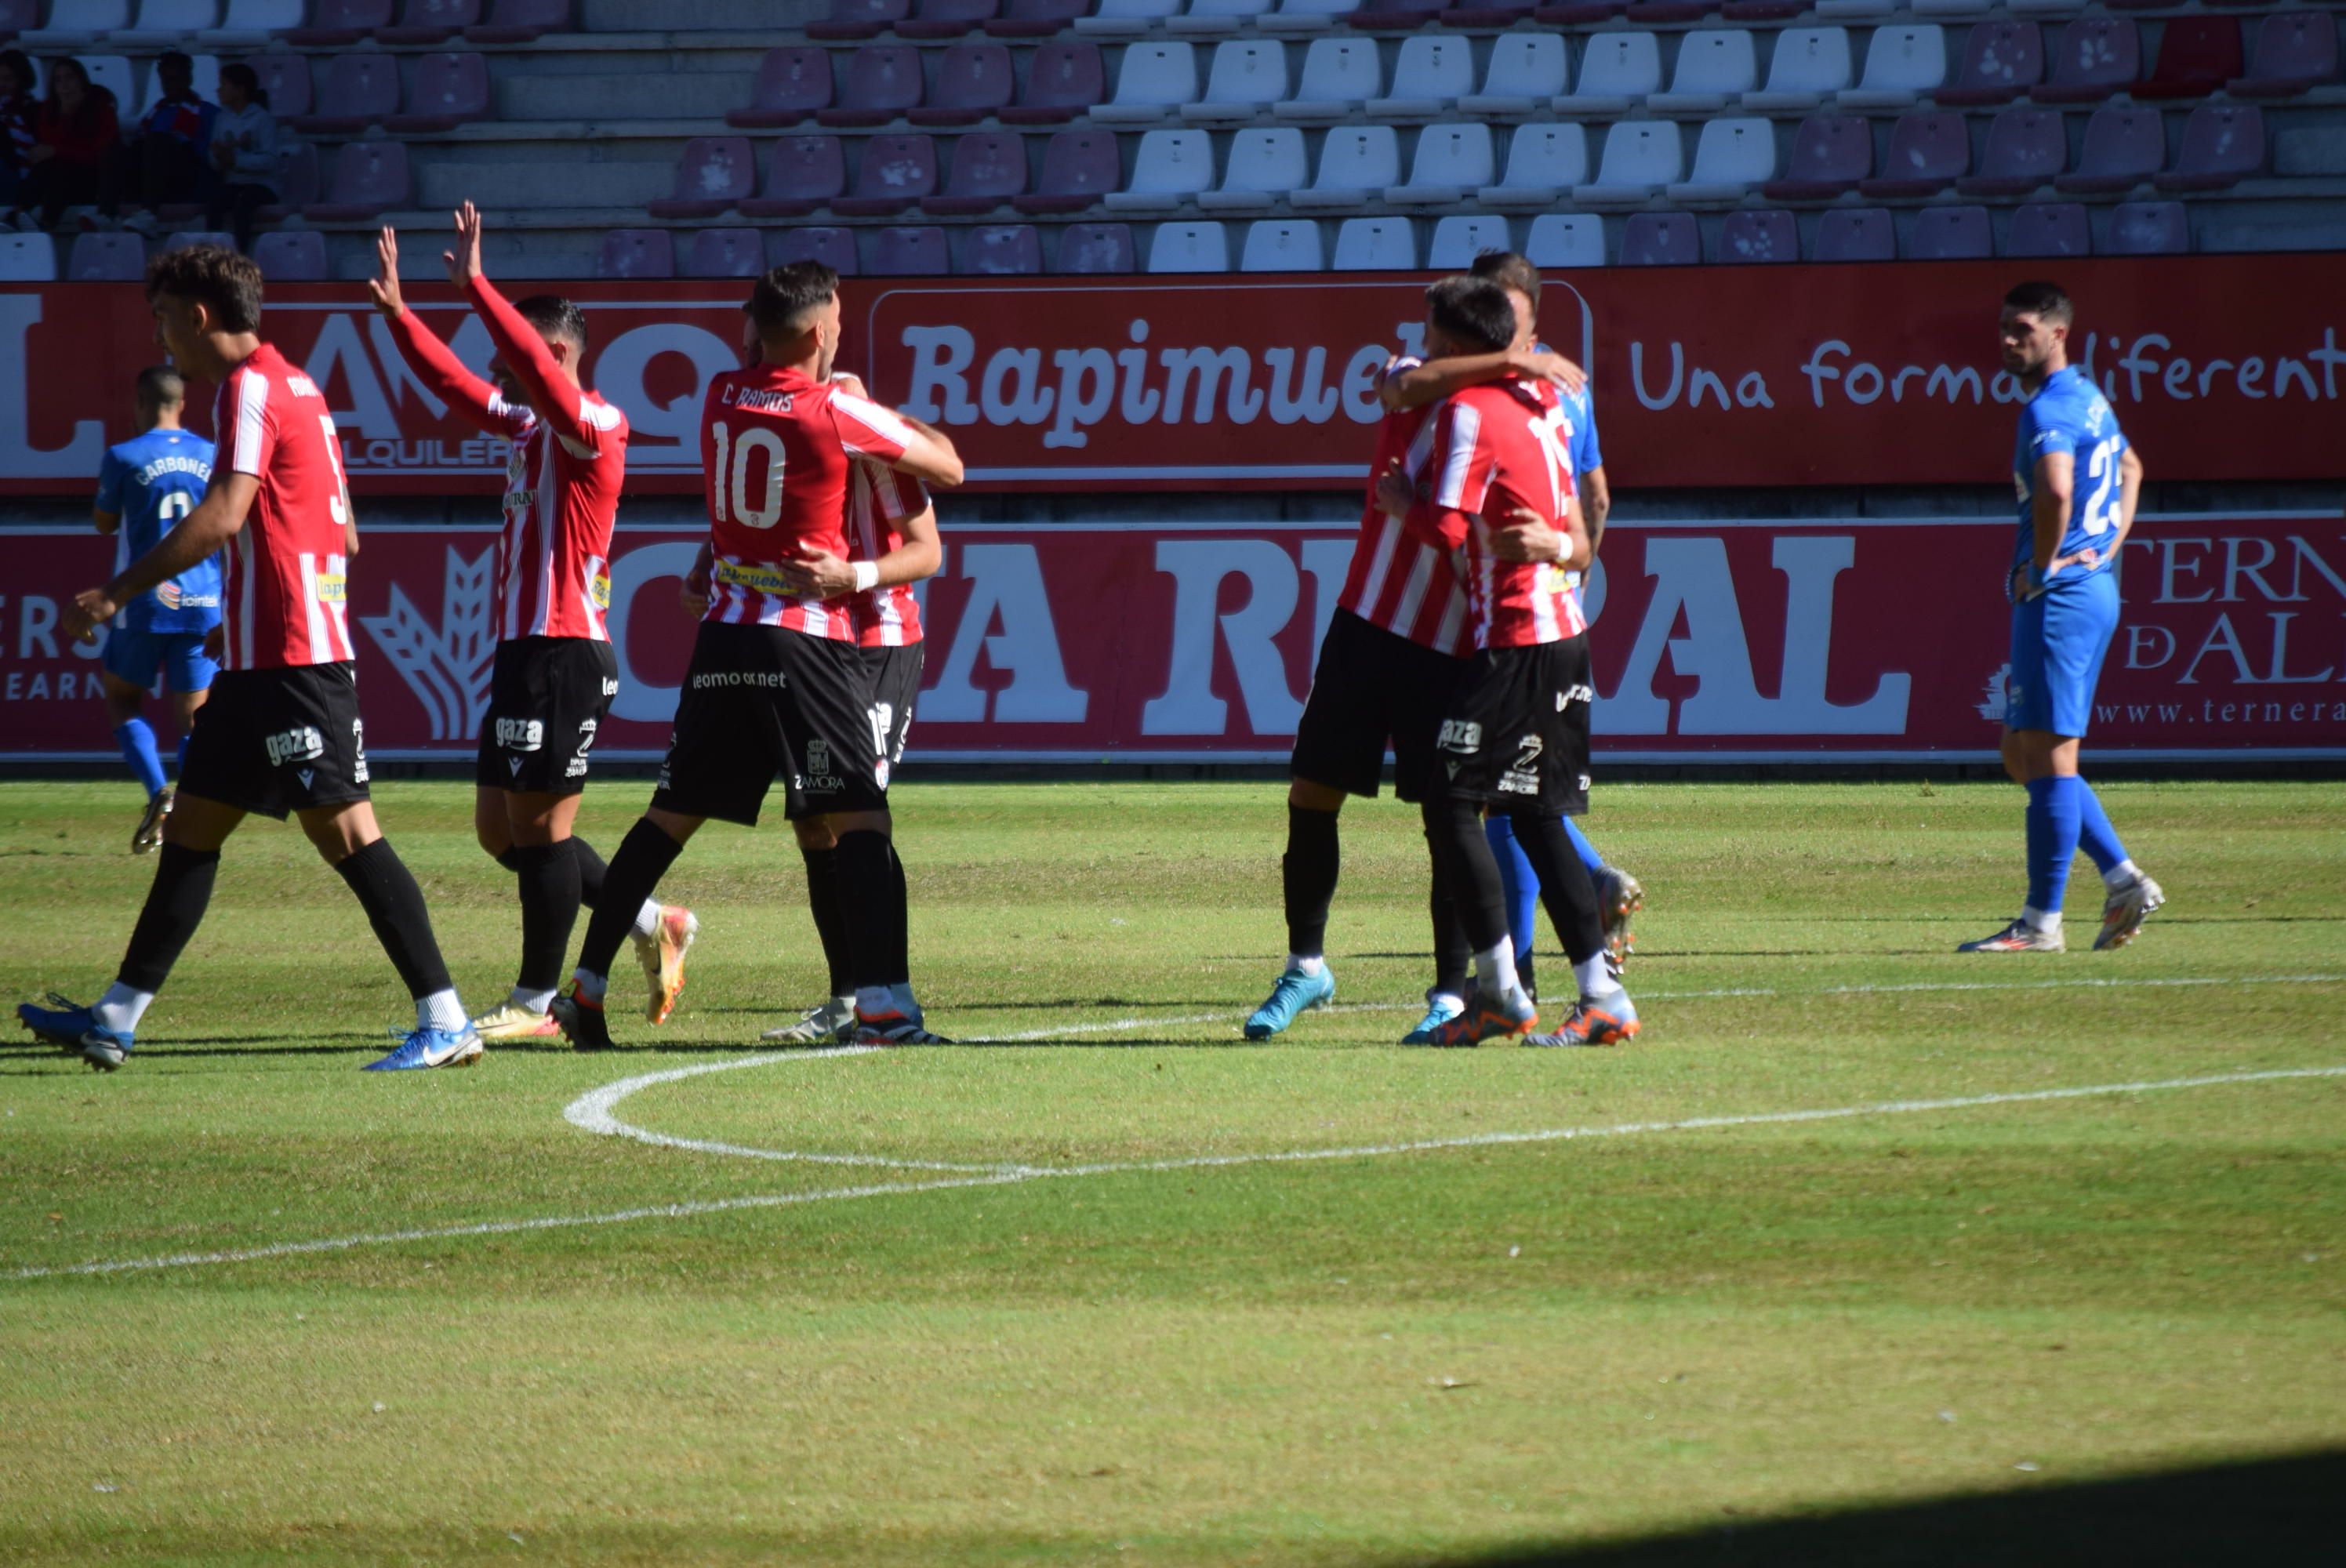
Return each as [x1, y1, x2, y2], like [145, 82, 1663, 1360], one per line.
[1960, 281, 2163, 953]
[93, 365, 222, 855]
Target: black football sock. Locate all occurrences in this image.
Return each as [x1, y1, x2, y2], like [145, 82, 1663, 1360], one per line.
[1426, 834, 1473, 1002]
[832, 829, 899, 996]
[568, 834, 609, 906]
[332, 838, 455, 1001]
[1425, 797, 1510, 957]
[117, 841, 220, 995]
[1283, 803, 1339, 960]
[884, 841, 912, 988]
[799, 842, 853, 996]
[508, 841, 582, 996]
[1510, 808, 1606, 968]
[574, 818, 685, 987]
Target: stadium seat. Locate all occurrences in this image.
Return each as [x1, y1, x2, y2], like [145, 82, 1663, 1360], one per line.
[1957, 106, 2065, 195]
[730, 47, 833, 128]
[1240, 218, 1322, 270]
[1093, 42, 1198, 125]
[1446, 0, 1535, 27]
[305, 141, 412, 220]
[1350, 0, 1450, 31]
[465, 0, 570, 43]
[987, 0, 1090, 36]
[138, 53, 220, 118]
[1369, 34, 1473, 117]
[900, 0, 1000, 39]
[1106, 127, 1217, 211]
[162, 230, 238, 254]
[1291, 124, 1400, 207]
[1619, 212, 1698, 266]
[253, 143, 319, 220]
[597, 230, 675, 279]
[1559, 32, 1662, 117]
[1003, 42, 1106, 122]
[115, 0, 219, 42]
[1276, 37, 1383, 121]
[923, 130, 1028, 212]
[1858, 108, 1966, 197]
[2033, 18, 2139, 103]
[387, 53, 491, 132]
[1171, 0, 1275, 35]
[1425, 213, 1509, 267]
[67, 232, 147, 281]
[1837, 24, 1945, 109]
[1523, 212, 1603, 268]
[871, 227, 952, 275]
[807, 0, 910, 41]
[1331, 216, 1415, 269]
[1458, 33, 1567, 117]
[199, 0, 307, 46]
[287, 56, 399, 134]
[2054, 104, 2163, 194]
[1198, 126, 1308, 210]
[644, 137, 757, 220]
[250, 230, 327, 280]
[1148, 220, 1229, 272]
[1906, 204, 1991, 259]
[912, 42, 1016, 125]
[966, 223, 1045, 274]
[1386, 122, 1493, 204]
[1741, 26, 1853, 111]
[1669, 115, 1774, 204]
[1937, 18, 2043, 105]
[1630, 0, 1705, 18]
[1910, 0, 1988, 15]
[1056, 222, 1137, 272]
[2006, 0, 2088, 16]
[2155, 102, 2262, 192]
[0, 233, 56, 281]
[2105, 199, 2187, 256]
[1183, 39, 1289, 123]
[1260, 0, 1364, 33]
[835, 134, 941, 216]
[819, 45, 925, 127]
[2230, 12, 2337, 100]
[2134, 16, 2241, 101]
[681, 228, 766, 278]
[1480, 122, 1589, 207]
[1812, 205, 1894, 260]
[1077, 0, 1182, 34]
[379, 0, 481, 46]
[741, 137, 847, 217]
[1761, 111, 1868, 200]
[1718, 209, 1797, 263]
[245, 53, 314, 120]
[2005, 201, 2088, 257]
[1649, 28, 1757, 115]
[1574, 119, 1682, 207]
[286, 0, 393, 46]
[25, 0, 129, 42]
[770, 227, 860, 274]
[1813, 0, 1890, 16]
[1016, 129, 1120, 212]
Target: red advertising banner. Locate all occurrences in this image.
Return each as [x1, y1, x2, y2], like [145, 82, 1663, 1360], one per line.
[3, 256, 2341, 495]
[6, 514, 2341, 764]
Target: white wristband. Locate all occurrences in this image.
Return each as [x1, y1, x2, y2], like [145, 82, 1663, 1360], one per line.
[851, 560, 881, 593]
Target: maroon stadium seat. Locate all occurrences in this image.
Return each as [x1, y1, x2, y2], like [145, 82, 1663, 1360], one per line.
[254, 143, 321, 220]
[1002, 41, 1104, 124]
[730, 48, 834, 129]
[1761, 112, 1869, 201]
[1625, 0, 1716, 25]
[1720, 0, 1801, 20]
[911, 42, 1016, 125]
[597, 229, 676, 279]
[1055, 221, 1135, 274]
[288, 55, 400, 132]
[967, 223, 1044, 274]
[644, 136, 758, 219]
[467, 0, 571, 42]
[771, 227, 861, 274]
[1536, 1, 1622, 21]
[743, 137, 849, 217]
[833, 134, 940, 216]
[681, 228, 768, 278]
[1906, 205, 1990, 260]
[1937, 20, 2042, 107]
[1812, 206, 1894, 263]
[2006, 201, 2090, 259]
[2032, 18, 2138, 105]
[0, 0, 38, 37]
[305, 142, 412, 220]
[899, 0, 999, 38]
[1350, 0, 1449, 31]
[2134, 17, 2242, 101]
[252, 230, 329, 281]
[871, 226, 951, 276]
[2229, 12, 2337, 100]
[808, 0, 910, 41]
[245, 53, 314, 119]
[1619, 212, 1698, 267]
[387, 53, 492, 132]
[1445, 0, 1536, 29]
[2105, 200, 2188, 256]
[2106, 0, 2180, 11]
[287, 0, 394, 45]
[69, 233, 148, 281]
[1015, 128, 1118, 212]
[818, 45, 926, 127]
[2054, 104, 2163, 194]
[1956, 106, 2065, 196]
[379, 0, 481, 45]
[1858, 109, 1967, 198]
[924, 131, 1027, 213]
[988, 0, 1087, 35]
[1717, 209, 1796, 263]
[2154, 102, 2262, 191]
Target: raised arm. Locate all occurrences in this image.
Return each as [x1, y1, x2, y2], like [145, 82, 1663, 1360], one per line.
[834, 390, 964, 488]
[368, 224, 511, 434]
[445, 201, 611, 454]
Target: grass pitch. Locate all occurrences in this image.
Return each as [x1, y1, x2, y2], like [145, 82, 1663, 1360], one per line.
[2, 778, 2342, 1565]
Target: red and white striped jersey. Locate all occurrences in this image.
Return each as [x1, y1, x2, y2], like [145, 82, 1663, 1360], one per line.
[1424, 379, 1589, 650]
[844, 458, 928, 648]
[211, 343, 357, 670]
[699, 365, 914, 641]
[1335, 359, 1471, 656]
[382, 277, 626, 642]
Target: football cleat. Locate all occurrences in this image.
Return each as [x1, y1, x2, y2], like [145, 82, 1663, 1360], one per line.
[1597, 868, 1643, 970]
[18, 994, 135, 1070]
[853, 1010, 952, 1046]
[1958, 920, 2066, 953]
[2095, 875, 2166, 952]
[1527, 993, 1641, 1047]
[468, 1000, 561, 1041]
[363, 1025, 484, 1072]
[1400, 992, 1465, 1046]
[550, 985, 616, 1051]
[761, 996, 858, 1045]
[634, 906, 699, 1025]
[133, 786, 173, 855]
[1421, 987, 1538, 1048]
[1242, 964, 1335, 1040]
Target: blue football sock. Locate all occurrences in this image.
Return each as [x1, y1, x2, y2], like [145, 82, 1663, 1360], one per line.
[2024, 775, 2083, 916]
[2073, 778, 2127, 876]
[174, 731, 191, 780]
[1484, 815, 1541, 963]
[1561, 815, 1606, 877]
[115, 718, 167, 800]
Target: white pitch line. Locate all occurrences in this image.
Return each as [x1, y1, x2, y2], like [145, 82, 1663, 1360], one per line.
[13, 1064, 2343, 1283]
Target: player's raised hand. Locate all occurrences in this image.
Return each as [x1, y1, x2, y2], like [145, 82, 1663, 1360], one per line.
[443, 200, 486, 285]
[779, 547, 858, 599]
[1513, 349, 1588, 397]
[365, 227, 405, 317]
[1373, 459, 1414, 521]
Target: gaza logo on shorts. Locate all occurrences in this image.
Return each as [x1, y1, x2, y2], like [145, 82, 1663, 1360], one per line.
[1436, 719, 1483, 755]
[265, 726, 325, 768]
[497, 717, 546, 753]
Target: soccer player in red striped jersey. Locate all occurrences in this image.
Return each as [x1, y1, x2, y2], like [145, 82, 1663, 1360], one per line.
[368, 205, 695, 1043]
[26, 246, 478, 1073]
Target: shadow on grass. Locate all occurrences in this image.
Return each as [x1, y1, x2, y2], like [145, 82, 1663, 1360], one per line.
[1437, 1449, 2344, 1568]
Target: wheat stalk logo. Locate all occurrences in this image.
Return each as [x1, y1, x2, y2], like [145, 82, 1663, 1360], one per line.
[361, 547, 497, 741]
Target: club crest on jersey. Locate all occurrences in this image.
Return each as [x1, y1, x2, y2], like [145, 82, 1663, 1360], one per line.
[496, 717, 545, 752]
[360, 546, 496, 742]
[265, 726, 325, 768]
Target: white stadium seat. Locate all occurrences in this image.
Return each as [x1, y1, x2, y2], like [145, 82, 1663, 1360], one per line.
[1105, 128, 1217, 210]
[1559, 32, 1662, 118]
[1459, 34, 1570, 118]
[1093, 42, 1201, 125]
[1836, 25, 1947, 111]
[1077, 0, 1184, 35]
[1649, 28, 1759, 116]
[1815, 0, 1897, 17]
[1182, 41, 1289, 123]
[1573, 119, 1683, 207]
[27, 1, 133, 45]
[1197, 126, 1307, 211]
[1259, 0, 1360, 31]
[199, 0, 306, 45]
[1275, 37, 1382, 122]
[1385, 122, 1494, 205]
[1169, 0, 1274, 34]
[1240, 218, 1323, 270]
[0, 233, 58, 281]
[1290, 124, 1400, 207]
[114, 0, 220, 41]
[1479, 122, 1589, 208]
[1667, 116, 1777, 205]
[1331, 216, 1415, 270]
[1526, 212, 1605, 269]
[1368, 34, 1474, 120]
[1148, 220, 1230, 272]
[1425, 214, 1511, 270]
[1744, 27, 1855, 113]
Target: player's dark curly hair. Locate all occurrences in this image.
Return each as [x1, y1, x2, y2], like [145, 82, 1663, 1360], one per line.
[1425, 275, 1516, 357]
[1470, 250, 1541, 312]
[145, 245, 264, 334]
[2004, 280, 2073, 327]
[746, 262, 838, 339]
[514, 294, 588, 350]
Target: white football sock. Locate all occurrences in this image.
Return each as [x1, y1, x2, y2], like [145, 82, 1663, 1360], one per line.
[2022, 906, 2062, 935]
[1571, 955, 1618, 1004]
[1473, 938, 1519, 999]
[94, 982, 154, 1034]
[855, 985, 897, 1018]
[1287, 953, 1325, 977]
[630, 900, 663, 939]
[572, 967, 608, 1002]
[416, 989, 468, 1033]
[2103, 859, 2141, 891]
[510, 985, 557, 1014]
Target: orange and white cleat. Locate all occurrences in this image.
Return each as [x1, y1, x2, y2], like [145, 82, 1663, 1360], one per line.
[633, 905, 699, 1024]
[1596, 869, 1644, 970]
[1957, 919, 2065, 953]
[2095, 875, 2165, 951]
[1527, 994, 1641, 1047]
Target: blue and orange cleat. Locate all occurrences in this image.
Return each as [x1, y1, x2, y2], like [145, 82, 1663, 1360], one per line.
[1400, 990, 1465, 1045]
[1421, 987, 1537, 1048]
[19, 994, 135, 1071]
[1527, 993, 1641, 1047]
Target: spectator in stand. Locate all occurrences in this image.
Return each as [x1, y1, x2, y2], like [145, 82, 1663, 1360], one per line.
[205, 63, 279, 252]
[121, 52, 217, 238]
[20, 57, 123, 233]
[0, 50, 38, 220]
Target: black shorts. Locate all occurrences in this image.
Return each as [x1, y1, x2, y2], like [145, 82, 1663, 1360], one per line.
[651, 621, 887, 826]
[861, 643, 924, 786]
[1289, 609, 1465, 804]
[1433, 637, 1594, 814]
[474, 637, 619, 797]
[178, 662, 371, 821]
